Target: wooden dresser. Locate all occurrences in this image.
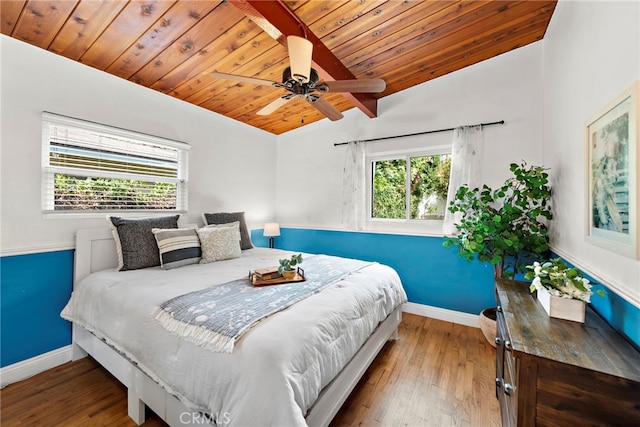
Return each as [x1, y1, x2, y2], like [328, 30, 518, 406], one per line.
[494, 279, 640, 426]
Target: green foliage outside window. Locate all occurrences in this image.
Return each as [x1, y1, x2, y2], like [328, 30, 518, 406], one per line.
[410, 155, 451, 219]
[54, 174, 176, 210]
[372, 155, 451, 220]
[372, 159, 406, 219]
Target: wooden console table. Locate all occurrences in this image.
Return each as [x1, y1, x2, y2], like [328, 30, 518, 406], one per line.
[494, 279, 640, 426]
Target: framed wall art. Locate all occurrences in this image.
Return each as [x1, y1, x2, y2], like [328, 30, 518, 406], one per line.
[585, 80, 639, 259]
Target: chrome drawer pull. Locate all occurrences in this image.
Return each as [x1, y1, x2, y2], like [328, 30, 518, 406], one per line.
[505, 340, 512, 351]
[504, 383, 514, 395]
[495, 337, 502, 346]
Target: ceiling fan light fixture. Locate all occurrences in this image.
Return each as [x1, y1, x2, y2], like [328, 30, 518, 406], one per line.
[287, 35, 313, 83]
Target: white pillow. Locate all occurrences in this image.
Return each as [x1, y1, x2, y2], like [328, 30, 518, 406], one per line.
[196, 224, 241, 263]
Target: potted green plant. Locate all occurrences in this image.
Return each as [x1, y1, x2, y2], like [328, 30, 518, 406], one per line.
[443, 162, 553, 279]
[278, 254, 303, 280]
[443, 162, 552, 346]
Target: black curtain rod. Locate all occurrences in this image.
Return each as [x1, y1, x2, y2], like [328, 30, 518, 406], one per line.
[333, 120, 505, 146]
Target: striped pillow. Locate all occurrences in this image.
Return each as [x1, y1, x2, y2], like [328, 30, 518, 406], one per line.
[152, 228, 202, 270]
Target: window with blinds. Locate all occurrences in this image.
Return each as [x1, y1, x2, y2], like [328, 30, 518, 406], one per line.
[42, 113, 189, 213]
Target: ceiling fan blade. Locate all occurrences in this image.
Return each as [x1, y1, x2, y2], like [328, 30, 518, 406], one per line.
[317, 79, 386, 93]
[307, 96, 343, 121]
[257, 96, 294, 116]
[211, 72, 278, 87]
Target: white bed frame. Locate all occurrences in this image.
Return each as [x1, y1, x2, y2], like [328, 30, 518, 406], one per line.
[72, 228, 402, 427]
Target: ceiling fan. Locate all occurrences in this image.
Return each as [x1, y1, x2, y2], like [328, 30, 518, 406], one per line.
[211, 36, 386, 121]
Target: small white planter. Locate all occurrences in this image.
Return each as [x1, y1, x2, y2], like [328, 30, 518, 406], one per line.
[536, 285, 586, 323]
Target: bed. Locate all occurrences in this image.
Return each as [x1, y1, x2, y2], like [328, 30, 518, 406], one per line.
[62, 227, 407, 426]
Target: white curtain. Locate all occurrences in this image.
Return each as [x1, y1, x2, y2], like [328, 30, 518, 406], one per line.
[443, 125, 485, 235]
[342, 140, 366, 230]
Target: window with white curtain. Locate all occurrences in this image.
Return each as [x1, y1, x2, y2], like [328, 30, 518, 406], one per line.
[41, 112, 189, 214]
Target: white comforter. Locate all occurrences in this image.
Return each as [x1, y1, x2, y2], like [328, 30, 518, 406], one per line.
[61, 248, 407, 426]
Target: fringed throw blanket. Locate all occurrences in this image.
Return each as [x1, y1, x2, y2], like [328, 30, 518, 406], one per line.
[154, 255, 373, 353]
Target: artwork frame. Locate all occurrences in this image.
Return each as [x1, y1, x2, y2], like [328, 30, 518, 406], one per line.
[585, 81, 639, 259]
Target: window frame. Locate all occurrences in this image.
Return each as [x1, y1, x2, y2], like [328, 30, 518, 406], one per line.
[41, 112, 190, 217]
[365, 144, 451, 235]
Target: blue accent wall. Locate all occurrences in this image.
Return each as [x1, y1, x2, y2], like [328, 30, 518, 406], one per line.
[554, 256, 640, 349]
[2, 229, 637, 367]
[551, 253, 640, 350]
[267, 228, 639, 349]
[270, 228, 496, 315]
[1, 250, 74, 367]
[250, 229, 269, 249]
[591, 286, 640, 349]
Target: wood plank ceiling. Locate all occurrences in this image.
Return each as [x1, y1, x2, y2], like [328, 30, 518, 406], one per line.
[1, 0, 557, 135]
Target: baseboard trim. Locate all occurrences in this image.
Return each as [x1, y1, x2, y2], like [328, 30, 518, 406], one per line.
[402, 302, 480, 328]
[0, 346, 72, 388]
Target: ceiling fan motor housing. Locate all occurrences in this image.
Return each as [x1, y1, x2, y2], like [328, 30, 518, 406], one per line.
[282, 67, 320, 94]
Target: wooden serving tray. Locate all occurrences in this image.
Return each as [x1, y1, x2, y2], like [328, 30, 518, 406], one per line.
[251, 268, 305, 286]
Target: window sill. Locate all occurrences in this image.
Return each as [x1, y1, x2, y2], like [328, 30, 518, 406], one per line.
[365, 220, 445, 237]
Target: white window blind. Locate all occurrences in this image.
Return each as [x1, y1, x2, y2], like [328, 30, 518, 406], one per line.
[42, 112, 189, 213]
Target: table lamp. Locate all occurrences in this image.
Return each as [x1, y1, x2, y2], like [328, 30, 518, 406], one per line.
[263, 223, 280, 248]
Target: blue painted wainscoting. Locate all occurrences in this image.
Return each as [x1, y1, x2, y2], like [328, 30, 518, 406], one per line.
[271, 228, 497, 316]
[1, 231, 269, 368]
[2, 229, 637, 368]
[1, 250, 74, 367]
[568, 264, 640, 349]
[270, 228, 640, 349]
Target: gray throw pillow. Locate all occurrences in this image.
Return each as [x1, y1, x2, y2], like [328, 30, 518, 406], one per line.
[203, 212, 253, 250]
[109, 215, 180, 271]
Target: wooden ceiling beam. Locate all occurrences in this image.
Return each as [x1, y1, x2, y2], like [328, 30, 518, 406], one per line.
[229, 0, 379, 118]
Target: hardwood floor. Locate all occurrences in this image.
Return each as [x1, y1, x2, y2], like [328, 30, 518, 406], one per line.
[1, 314, 500, 426]
[330, 314, 500, 427]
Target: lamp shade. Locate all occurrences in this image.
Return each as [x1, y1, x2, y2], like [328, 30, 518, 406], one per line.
[287, 35, 312, 83]
[263, 223, 281, 237]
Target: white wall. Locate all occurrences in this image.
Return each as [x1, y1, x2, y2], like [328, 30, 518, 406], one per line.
[542, 0, 640, 306]
[0, 35, 277, 255]
[275, 41, 544, 232]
